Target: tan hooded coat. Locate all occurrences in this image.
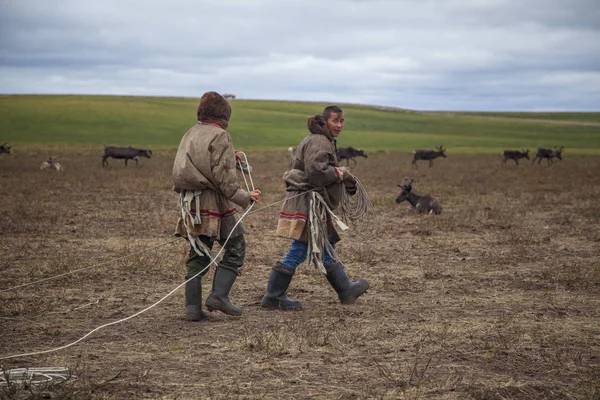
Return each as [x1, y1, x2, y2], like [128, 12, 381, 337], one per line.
[172, 93, 251, 240]
[276, 115, 346, 244]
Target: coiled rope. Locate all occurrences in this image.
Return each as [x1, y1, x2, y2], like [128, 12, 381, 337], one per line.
[340, 176, 379, 238]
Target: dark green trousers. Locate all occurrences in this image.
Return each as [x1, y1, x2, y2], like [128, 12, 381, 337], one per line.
[186, 235, 246, 277]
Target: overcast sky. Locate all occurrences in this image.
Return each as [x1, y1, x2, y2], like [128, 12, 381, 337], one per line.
[1, 0, 599, 111]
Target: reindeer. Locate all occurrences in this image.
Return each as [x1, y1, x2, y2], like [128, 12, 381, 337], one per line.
[501, 149, 530, 166]
[395, 178, 442, 214]
[0, 143, 11, 155]
[102, 146, 152, 167]
[40, 157, 64, 172]
[336, 146, 368, 167]
[412, 146, 446, 169]
[532, 146, 564, 166]
[549, 146, 564, 164]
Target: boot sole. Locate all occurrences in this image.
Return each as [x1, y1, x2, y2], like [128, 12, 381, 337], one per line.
[339, 281, 370, 304]
[186, 306, 208, 321]
[261, 301, 303, 311]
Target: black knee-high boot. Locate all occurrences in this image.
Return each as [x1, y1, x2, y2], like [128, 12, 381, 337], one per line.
[261, 262, 302, 311]
[185, 275, 208, 321]
[205, 267, 242, 316]
[324, 261, 370, 304]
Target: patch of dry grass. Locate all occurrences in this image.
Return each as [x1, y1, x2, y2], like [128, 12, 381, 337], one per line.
[1, 150, 599, 399]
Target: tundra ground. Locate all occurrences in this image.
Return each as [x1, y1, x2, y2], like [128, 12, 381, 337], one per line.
[1, 150, 599, 400]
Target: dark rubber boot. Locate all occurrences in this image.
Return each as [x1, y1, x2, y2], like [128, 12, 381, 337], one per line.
[185, 275, 208, 321]
[261, 262, 302, 311]
[205, 267, 242, 316]
[324, 261, 370, 304]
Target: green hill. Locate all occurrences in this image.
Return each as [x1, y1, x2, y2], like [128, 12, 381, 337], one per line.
[1, 95, 599, 153]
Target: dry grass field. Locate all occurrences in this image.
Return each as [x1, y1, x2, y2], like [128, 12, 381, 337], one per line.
[1, 149, 599, 400]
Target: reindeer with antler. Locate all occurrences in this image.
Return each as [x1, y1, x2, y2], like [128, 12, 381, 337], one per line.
[532, 146, 565, 166]
[501, 148, 530, 166]
[40, 157, 64, 172]
[395, 178, 443, 214]
[412, 145, 447, 169]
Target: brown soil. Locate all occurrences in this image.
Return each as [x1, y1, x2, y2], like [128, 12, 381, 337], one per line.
[1, 149, 599, 400]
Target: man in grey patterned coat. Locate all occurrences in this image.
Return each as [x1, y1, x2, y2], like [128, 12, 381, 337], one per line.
[261, 106, 369, 311]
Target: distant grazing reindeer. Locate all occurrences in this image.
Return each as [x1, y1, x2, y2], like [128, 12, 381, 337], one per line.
[102, 146, 152, 167]
[336, 146, 368, 167]
[549, 146, 564, 164]
[395, 178, 442, 214]
[532, 147, 564, 166]
[0, 143, 11, 155]
[40, 157, 64, 172]
[412, 146, 446, 168]
[501, 149, 530, 166]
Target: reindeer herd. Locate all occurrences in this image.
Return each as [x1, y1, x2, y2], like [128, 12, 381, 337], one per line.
[501, 146, 564, 166]
[326, 144, 566, 217]
[1, 141, 566, 216]
[0, 144, 153, 172]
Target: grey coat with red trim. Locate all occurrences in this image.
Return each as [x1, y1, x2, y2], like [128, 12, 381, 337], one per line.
[276, 115, 345, 244]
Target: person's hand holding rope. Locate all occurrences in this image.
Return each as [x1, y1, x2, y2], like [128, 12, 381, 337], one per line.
[249, 189, 262, 203]
[338, 166, 357, 195]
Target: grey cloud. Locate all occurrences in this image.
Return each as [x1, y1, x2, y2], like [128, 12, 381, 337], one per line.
[0, 0, 598, 110]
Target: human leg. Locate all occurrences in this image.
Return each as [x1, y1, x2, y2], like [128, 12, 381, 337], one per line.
[323, 243, 369, 304]
[281, 239, 308, 269]
[184, 236, 214, 321]
[261, 240, 305, 311]
[205, 235, 245, 316]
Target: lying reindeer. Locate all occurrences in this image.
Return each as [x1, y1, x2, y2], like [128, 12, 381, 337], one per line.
[40, 157, 64, 172]
[395, 178, 442, 214]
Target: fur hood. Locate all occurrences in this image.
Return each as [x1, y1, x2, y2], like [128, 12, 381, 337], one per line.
[306, 114, 333, 141]
[197, 91, 232, 129]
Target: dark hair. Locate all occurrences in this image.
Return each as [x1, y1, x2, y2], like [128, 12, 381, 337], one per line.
[323, 105, 343, 119]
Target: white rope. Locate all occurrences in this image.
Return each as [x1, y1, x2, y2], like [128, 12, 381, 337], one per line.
[0, 155, 258, 361]
[340, 176, 379, 238]
[0, 156, 374, 360]
[0, 170, 372, 294]
[0, 238, 183, 293]
[0, 204, 253, 361]
[0, 367, 77, 386]
[0, 176, 320, 294]
[0, 153, 259, 295]
[307, 191, 348, 273]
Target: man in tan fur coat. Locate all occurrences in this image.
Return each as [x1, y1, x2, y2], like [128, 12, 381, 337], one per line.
[173, 91, 261, 321]
[261, 106, 369, 311]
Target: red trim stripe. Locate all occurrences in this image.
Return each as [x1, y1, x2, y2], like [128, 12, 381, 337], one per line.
[279, 212, 308, 221]
[199, 120, 225, 130]
[190, 208, 238, 217]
